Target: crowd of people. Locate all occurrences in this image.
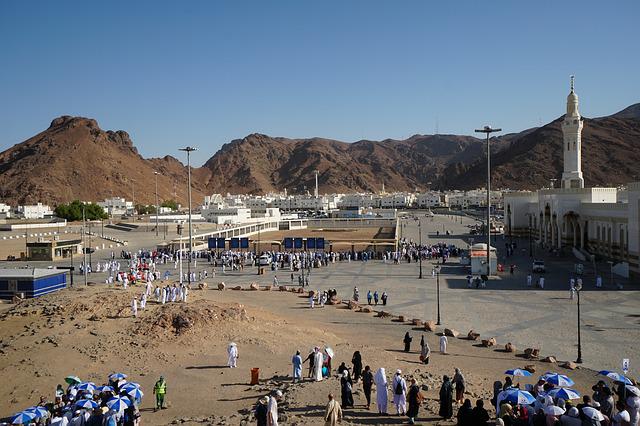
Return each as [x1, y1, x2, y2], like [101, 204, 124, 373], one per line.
[4, 373, 149, 426]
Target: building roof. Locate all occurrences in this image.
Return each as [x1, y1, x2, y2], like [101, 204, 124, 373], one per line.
[0, 268, 67, 279]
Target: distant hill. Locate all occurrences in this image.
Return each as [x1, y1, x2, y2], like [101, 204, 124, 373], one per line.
[0, 103, 638, 205]
[0, 116, 206, 205]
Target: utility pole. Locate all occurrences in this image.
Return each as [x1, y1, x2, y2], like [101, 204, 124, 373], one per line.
[154, 171, 160, 237]
[179, 147, 197, 288]
[475, 125, 501, 278]
[82, 205, 87, 286]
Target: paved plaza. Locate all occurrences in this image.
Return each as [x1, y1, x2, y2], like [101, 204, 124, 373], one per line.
[2, 214, 638, 373]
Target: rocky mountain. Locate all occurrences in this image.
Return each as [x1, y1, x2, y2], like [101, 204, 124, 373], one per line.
[0, 103, 638, 206]
[0, 116, 206, 205]
[438, 103, 640, 189]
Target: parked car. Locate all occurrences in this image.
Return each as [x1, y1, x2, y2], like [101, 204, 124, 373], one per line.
[532, 260, 546, 273]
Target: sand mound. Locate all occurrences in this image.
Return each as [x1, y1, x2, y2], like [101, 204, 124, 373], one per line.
[134, 300, 248, 339]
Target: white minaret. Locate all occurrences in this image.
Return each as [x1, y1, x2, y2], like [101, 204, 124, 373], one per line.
[561, 75, 584, 189]
[314, 170, 319, 198]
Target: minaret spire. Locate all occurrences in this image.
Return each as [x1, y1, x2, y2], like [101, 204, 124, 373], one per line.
[561, 75, 584, 189]
[570, 75, 574, 92]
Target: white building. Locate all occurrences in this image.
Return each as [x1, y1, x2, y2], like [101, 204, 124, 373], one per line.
[17, 203, 54, 219]
[97, 197, 133, 216]
[0, 203, 12, 219]
[416, 192, 447, 208]
[505, 78, 639, 280]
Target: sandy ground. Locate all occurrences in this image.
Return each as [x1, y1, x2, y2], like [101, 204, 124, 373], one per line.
[0, 280, 627, 425]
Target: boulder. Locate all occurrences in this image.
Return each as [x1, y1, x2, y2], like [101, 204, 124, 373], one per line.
[542, 356, 557, 363]
[424, 321, 436, 332]
[198, 283, 208, 290]
[412, 319, 423, 326]
[249, 283, 259, 291]
[505, 342, 516, 353]
[296, 287, 304, 294]
[524, 348, 540, 359]
[278, 285, 288, 292]
[361, 306, 373, 313]
[481, 337, 497, 347]
[217, 282, 226, 291]
[467, 330, 480, 341]
[398, 315, 406, 322]
[524, 365, 536, 373]
[561, 361, 577, 370]
[377, 311, 391, 318]
[327, 296, 341, 306]
[348, 300, 359, 310]
[232, 285, 242, 291]
[444, 328, 460, 338]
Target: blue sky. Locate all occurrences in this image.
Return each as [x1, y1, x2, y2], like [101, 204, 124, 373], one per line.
[1, 1, 638, 165]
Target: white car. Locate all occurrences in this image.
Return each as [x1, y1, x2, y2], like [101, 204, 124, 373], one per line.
[532, 260, 546, 273]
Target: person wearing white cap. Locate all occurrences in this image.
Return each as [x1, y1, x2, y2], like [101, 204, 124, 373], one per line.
[392, 369, 407, 415]
[227, 342, 238, 368]
[313, 347, 323, 382]
[268, 390, 282, 426]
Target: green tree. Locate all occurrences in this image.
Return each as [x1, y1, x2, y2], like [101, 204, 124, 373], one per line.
[161, 199, 179, 211]
[134, 204, 157, 215]
[54, 200, 107, 221]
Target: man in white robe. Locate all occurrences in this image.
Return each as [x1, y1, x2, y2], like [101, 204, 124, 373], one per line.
[268, 390, 282, 426]
[374, 367, 388, 414]
[227, 342, 238, 368]
[161, 287, 167, 304]
[313, 348, 323, 381]
[131, 298, 138, 318]
[440, 335, 448, 354]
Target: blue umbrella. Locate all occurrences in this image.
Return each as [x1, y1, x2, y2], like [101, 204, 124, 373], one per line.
[505, 369, 533, 377]
[598, 370, 633, 385]
[96, 385, 115, 393]
[120, 382, 141, 391]
[75, 399, 99, 410]
[76, 382, 96, 392]
[542, 373, 575, 387]
[23, 406, 49, 418]
[547, 387, 581, 400]
[500, 388, 536, 405]
[106, 396, 132, 412]
[11, 411, 37, 424]
[122, 387, 144, 401]
[109, 373, 128, 381]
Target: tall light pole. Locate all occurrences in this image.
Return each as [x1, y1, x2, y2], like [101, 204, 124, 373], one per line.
[179, 146, 197, 288]
[154, 171, 160, 237]
[575, 281, 583, 363]
[475, 125, 501, 278]
[434, 264, 441, 325]
[82, 204, 87, 286]
[418, 218, 423, 279]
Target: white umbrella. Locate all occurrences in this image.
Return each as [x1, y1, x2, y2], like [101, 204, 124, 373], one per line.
[325, 347, 335, 358]
[626, 386, 640, 397]
[544, 405, 566, 416]
[582, 407, 605, 421]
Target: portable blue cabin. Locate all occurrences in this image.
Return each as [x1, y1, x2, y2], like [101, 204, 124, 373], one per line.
[0, 268, 67, 299]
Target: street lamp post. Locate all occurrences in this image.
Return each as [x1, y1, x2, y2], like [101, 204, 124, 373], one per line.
[418, 218, 423, 279]
[154, 171, 160, 237]
[575, 281, 583, 363]
[179, 147, 197, 288]
[607, 260, 614, 287]
[475, 125, 502, 278]
[435, 264, 442, 325]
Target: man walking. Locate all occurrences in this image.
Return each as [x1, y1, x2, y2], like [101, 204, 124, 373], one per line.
[153, 376, 167, 411]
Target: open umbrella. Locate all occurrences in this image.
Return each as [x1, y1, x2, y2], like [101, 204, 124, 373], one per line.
[500, 388, 536, 405]
[598, 370, 633, 385]
[106, 396, 132, 412]
[109, 373, 128, 381]
[23, 406, 49, 419]
[75, 399, 99, 410]
[505, 369, 533, 377]
[96, 385, 115, 394]
[122, 386, 144, 401]
[542, 373, 575, 387]
[544, 405, 566, 416]
[11, 411, 37, 425]
[65, 375, 82, 385]
[120, 382, 141, 391]
[547, 388, 581, 400]
[325, 347, 335, 358]
[582, 406, 605, 421]
[76, 382, 96, 392]
[626, 386, 640, 397]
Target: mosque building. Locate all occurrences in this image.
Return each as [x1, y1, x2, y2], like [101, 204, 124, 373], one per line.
[504, 78, 640, 281]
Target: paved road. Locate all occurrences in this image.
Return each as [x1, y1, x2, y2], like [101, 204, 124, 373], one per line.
[2, 213, 638, 372]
